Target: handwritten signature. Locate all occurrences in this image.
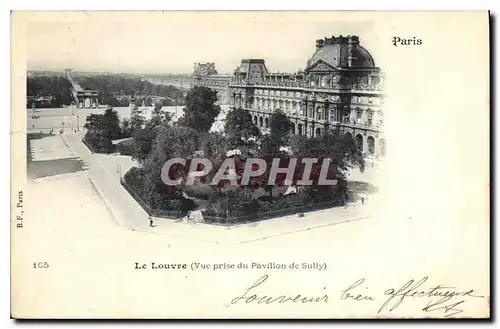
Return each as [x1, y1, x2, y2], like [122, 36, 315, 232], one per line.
[378, 276, 484, 317]
[229, 275, 484, 317]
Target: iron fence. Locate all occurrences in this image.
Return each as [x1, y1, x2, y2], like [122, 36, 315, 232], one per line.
[202, 199, 344, 225]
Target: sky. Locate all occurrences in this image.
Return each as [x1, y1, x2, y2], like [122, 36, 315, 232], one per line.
[25, 12, 383, 75]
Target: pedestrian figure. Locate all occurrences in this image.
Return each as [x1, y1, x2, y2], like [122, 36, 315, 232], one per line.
[361, 197, 365, 205]
[149, 216, 153, 228]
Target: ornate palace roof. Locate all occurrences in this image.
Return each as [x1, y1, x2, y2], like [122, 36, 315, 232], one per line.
[307, 35, 375, 70]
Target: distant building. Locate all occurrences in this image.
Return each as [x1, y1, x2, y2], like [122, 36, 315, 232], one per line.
[228, 35, 386, 157]
[192, 62, 232, 105]
[65, 69, 99, 109]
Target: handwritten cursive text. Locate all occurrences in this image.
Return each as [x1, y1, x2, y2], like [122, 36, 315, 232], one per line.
[230, 275, 329, 305]
[378, 277, 483, 317]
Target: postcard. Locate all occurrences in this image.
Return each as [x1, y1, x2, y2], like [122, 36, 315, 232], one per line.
[10, 11, 490, 319]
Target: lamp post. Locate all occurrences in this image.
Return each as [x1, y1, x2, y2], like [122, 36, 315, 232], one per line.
[117, 163, 122, 180]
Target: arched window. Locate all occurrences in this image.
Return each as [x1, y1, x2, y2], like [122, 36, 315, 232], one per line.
[265, 117, 269, 128]
[367, 136, 375, 154]
[315, 127, 321, 136]
[356, 134, 363, 151]
[297, 124, 303, 136]
[259, 117, 263, 127]
[290, 123, 296, 135]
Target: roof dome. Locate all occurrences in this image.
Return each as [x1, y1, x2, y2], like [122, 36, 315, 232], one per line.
[308, 36, 375, 69]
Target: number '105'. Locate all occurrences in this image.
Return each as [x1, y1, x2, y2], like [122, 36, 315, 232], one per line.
[33, 262, 49, 268]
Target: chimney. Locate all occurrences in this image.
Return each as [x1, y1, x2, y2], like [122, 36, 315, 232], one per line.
[315, 39, 324, 51]
[347, 36, 360, 67]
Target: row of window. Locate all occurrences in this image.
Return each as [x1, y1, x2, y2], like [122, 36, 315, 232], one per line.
[250, 89, 384, 105]
[353, 96, 384, 105]
[255, 89, 302, 97]
[249, 107, 384, 128]
[251, 98, 382, 116]
[202, 80, 229, 86]
[253, 98, 299, 111]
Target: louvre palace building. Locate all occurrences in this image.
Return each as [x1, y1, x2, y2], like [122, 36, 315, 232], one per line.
[191, 62, 232, 105]
[227, 35, 386, 158]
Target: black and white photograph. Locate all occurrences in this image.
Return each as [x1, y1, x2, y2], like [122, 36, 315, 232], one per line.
[10, 11, 490, 319]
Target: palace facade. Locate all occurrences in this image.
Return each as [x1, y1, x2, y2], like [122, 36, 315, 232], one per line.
[228, 35, 386, 157]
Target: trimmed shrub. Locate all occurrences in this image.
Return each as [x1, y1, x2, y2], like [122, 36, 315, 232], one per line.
[117, 138, 135, 156]
[84, 131, 115, 153]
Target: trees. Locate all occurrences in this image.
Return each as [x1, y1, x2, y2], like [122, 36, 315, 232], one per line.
[202, 132, 230, 163]
[269, 109, 293, 151]
[120, 118, 132, 138]
[27, 76, 73, 108]
[83, 114, 104, 133]
[246, 109, 294, 197]
[259, 109, 293, 156]
[118, 81, 368, 219]
[133, 123, 158, 161]
[77, 75, 184, 99]
[289, 129, 365, 202]
[203, 187, 257, 221]
[84, 130, 114, 153]
[84, 108, 121, 140]
[290, 128, 365, 179]
[150, 103, 172, 126]
[103, 108, 122, 140]
[131, 105, 171, 161]
[83, 108, 122, 153]
[130, 114, 145, 132]
[140, 125, 200, 210]
[224, 107, 261, 149]
[177, 86, 221, 132]
[315, 129, 365, 175]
